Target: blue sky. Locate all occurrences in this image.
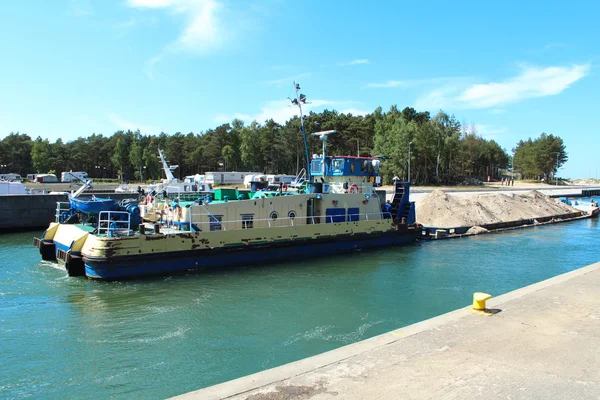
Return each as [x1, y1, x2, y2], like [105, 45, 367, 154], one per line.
[1, 0, 598, 178]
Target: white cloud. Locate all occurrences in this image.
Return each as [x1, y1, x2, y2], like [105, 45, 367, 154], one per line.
[340, 108, 370, 116]
[127, 0, 228, 54]
[108, 113, 161, 134]
[366, 80, 406, 88]
[415, 64, 590, 110]
[344, 59, 370, 66]
[366, 77, 465, 89]
[214, 99, 362, 125]
[473, 124, 508, 140]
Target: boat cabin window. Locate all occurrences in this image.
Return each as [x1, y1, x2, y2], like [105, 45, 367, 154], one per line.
[347, 207, 360, 222]
[325, 208, 346, 223]
[331, 158, 344, 173]
[270, 211, 278, 221]
[311, 159, 322, 174]
[209, 215, 223, 231]
[242, 214, 254, 229]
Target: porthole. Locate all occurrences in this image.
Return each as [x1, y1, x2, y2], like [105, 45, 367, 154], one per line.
[288, 211, 296, 220]
[270, 211, 279, 221]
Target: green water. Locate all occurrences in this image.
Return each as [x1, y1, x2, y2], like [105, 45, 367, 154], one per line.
[1, 218, 599, 399]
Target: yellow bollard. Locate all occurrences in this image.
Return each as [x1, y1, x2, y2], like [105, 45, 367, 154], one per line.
[472, 292, 492, 311]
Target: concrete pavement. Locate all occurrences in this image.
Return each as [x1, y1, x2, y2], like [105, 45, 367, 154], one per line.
[174, 262, 600, 399]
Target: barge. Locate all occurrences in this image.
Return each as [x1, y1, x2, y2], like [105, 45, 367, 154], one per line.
[33, 156, 420, 279]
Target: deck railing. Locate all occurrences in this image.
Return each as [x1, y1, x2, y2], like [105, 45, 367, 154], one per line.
[98, 211, 132, 237]
[55, 201, 71, 223]
[167, 211, 393, 232]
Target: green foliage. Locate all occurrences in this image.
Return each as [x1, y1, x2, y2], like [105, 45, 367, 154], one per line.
[0, 132, 33, 175]
[31, 137, 53, 173]
[1, 107, 566, 185]
[129, 131, 144, 180]
[513, 133, 567, 179]
[373, 107, 509, 184]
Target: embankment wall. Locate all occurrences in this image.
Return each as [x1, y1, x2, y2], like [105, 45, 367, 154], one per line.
[0, 193, 139, 231]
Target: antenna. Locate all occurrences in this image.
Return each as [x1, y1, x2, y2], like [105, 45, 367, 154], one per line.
[312, 130, 336, 177]
[289, 81, 312, 182]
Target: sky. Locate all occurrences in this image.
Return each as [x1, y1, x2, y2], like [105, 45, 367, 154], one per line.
[0, 0, 598, 178]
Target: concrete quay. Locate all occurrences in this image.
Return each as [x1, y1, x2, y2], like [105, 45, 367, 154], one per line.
[175, 262, 600, 400]
[0, 192, 139, 230]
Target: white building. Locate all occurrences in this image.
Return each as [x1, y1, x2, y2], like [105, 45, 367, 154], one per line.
[204, 171, 261, 185]
[61, 171, 88, 182]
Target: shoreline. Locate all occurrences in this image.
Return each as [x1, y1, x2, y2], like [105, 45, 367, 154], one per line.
[173, 261, 600, 400]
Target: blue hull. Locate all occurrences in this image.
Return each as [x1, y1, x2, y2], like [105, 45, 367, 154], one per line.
[84, 232, 418, 280]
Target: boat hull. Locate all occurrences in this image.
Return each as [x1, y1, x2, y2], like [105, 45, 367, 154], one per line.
[82, 229, 419, 280]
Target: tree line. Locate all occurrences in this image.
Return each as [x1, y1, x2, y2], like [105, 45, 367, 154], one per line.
[0, 106, 567, 184]
[513, 133, 567, 180]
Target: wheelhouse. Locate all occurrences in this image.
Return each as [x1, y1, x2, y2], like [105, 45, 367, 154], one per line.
[311, 156, 381, 185]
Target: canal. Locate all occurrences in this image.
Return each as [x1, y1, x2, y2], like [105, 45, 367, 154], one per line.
[1, 217, 598, 399]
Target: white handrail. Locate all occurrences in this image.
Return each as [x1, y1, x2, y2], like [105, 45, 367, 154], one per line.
[174, 211, 390, 232]
[55, 201, 71, 222]
[98, 211, 132, 237]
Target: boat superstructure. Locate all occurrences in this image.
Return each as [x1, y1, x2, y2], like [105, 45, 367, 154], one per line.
[33, 83, 420, 280]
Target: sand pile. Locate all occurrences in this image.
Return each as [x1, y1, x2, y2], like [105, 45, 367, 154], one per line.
[466, 226, 488, 235]
[416, 190, 579, 227]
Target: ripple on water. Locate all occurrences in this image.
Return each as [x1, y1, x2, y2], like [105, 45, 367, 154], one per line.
[283, 319, 386, 346]
[1, 220, 599, 399]
[78, 326, 191, 344]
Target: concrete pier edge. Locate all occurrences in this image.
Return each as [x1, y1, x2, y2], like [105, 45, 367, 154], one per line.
[172, 261, 600, 400]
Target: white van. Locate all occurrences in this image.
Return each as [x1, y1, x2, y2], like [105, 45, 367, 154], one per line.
[0, 173, 22, 182]
[61, 171, 88, 182]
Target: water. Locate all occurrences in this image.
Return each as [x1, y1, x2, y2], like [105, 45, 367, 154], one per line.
[1, 217, 599, 399]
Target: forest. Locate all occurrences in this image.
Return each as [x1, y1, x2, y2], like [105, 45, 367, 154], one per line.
[0, 106, 567, 185]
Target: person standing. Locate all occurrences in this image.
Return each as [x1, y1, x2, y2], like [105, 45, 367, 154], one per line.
[383, 200, 393, 219]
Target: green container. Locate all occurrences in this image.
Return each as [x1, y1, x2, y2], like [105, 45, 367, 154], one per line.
[214, 188, 238, 201]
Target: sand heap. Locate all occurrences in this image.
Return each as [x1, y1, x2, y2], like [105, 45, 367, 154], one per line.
[416, 190, 579, 227]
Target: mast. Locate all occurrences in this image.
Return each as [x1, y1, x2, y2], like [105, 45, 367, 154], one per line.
[158, 148, 177, 182]
[289, 82, 311, 182]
